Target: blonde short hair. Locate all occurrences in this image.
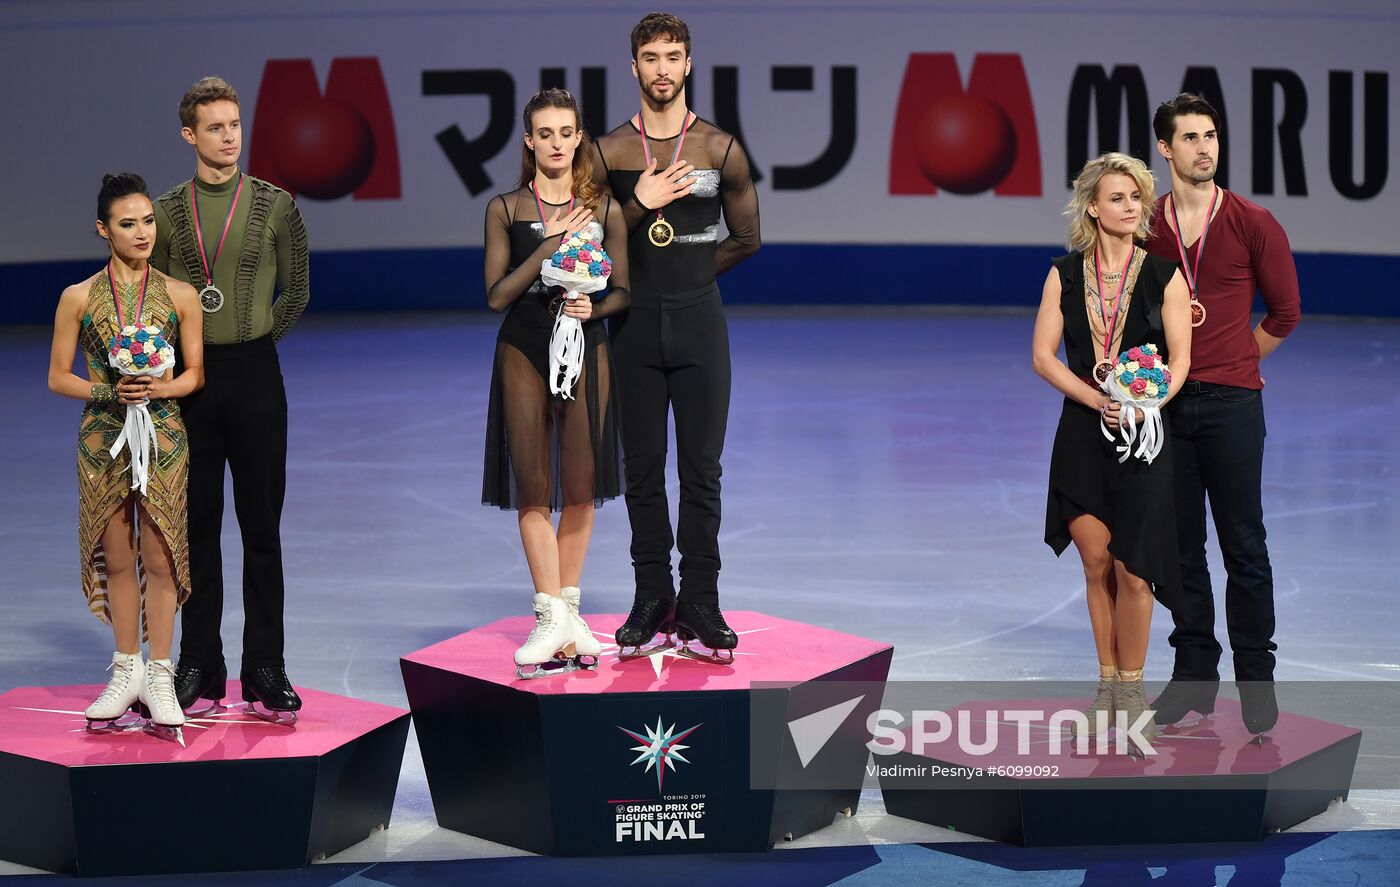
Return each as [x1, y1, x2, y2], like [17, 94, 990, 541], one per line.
[1064, 152, 1156, 252]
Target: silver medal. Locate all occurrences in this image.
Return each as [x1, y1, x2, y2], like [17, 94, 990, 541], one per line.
[199, 284, 224, 314]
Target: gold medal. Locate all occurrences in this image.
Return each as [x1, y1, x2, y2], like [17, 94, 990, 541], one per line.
[649, 217, 675, 248]
[636, 110, 694, 252]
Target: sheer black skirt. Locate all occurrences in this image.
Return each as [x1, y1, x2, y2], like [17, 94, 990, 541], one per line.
[482, 315, 623, 511]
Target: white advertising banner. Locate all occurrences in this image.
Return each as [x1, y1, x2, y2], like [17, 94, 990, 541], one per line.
[1, 0, 1395, 263]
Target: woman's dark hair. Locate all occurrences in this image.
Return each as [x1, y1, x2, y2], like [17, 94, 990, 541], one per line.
[97, 172, 150, 225]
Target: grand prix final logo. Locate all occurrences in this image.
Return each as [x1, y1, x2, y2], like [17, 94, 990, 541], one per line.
[614, 717, 707, 842]
[890, 53, 1041, 196]
[619, 717, 701, 794]
[249, 57, 401, 201]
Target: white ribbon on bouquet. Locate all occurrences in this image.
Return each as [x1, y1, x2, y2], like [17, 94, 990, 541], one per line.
[1098, 376, 1166, 465]
[539, 266, 609, 399]
[106, 359, 166, 495]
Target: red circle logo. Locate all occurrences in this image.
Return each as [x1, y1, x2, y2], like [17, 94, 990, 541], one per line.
[913, 94, 1018, 195]
[271, 98, 377, 200]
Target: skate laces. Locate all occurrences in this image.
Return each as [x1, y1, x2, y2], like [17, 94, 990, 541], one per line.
[146, 660, 179, 709]
[691, 603, 729, 633]
[1089, 681, 1114, 710]
[627, 596, 666, 623]
[95, 658, 136, 705]
[525, 599, 559, 644]
[1117, 679, 1145, 707]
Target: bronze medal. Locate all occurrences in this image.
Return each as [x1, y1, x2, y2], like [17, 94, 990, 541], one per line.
[1170, 187, 1220, 333]
[1093, 359, 1115, 385]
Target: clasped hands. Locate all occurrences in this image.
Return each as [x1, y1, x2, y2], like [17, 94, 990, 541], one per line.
[1098, 399, 1145, 430]
[115, 376, 166, 404]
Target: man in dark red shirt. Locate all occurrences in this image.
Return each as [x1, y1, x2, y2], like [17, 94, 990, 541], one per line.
[1142, 94, 1301, 735]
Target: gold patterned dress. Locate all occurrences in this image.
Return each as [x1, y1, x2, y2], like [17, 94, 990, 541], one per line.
[76, 272, 191, 634]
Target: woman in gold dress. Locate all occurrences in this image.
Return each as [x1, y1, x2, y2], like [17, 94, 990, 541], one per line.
[47, 173, 204, 735]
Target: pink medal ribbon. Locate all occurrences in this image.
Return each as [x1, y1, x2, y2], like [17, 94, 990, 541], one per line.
[635, 110, 695, 247]
[531, 182, 575, 237]
[1091, 247, 1133, 384]
[1168, 185, 1219, 328]
[189, 173, 245, 313]
[107, 262, 150, 329]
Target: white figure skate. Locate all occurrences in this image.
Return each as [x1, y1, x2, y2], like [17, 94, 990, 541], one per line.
[515, 593, 585, 679]
[560, 586, 602, 665]
[140, 658, 186, 747]
[85, 651, 145, 732]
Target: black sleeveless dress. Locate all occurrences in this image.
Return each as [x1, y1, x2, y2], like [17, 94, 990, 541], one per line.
[1044, 249, 1182, 597]
[481, 191, 626, 512]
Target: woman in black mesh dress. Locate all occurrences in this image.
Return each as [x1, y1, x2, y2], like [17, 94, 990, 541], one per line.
[482, 89, 630, 677]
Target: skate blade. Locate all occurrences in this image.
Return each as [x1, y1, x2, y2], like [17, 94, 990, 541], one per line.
[618, 637, 675, 659]
[85, 713, 144, 733]
[516, 658, 585, 680]
[677, 642, 736, 665]
[143, 721, 187, 747]
[247, 701, 299, 725]
[182, 697, 224, 717]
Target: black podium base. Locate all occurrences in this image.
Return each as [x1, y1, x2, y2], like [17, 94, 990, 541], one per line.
[402, 610, 892, 855]
[0, 683, 410, 876]
[879, 697, 1361, 846]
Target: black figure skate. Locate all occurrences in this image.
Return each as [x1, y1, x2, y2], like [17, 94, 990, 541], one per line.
[615, 596, 676, 658]
[673, 601, 738, 664]
[241, 665, 302, 725]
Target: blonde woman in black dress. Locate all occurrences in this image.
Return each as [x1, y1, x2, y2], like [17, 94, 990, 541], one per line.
[1032, 152, 1191, 737]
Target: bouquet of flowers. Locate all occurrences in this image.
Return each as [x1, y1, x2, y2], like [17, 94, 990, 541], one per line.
[540, 226, 612, 398]
[107, 323, 176, 494]
[1099, 344, 1171, 465]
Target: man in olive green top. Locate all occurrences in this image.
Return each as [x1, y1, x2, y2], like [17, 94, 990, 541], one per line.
[151, 76, 310, 718]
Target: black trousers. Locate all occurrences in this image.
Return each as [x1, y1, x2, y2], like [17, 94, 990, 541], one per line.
[609, 288, 731, 604]
[1167, 382, 1276, 682]
[179, 336, 289, 670]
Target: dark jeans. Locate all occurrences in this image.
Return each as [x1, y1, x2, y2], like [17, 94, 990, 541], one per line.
[179, 336, 289, 671]
[609, 289, 731, 604]
[1167, 381, 1276, 682]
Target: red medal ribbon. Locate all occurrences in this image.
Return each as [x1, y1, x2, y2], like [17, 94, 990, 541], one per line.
[190, 174, 245, 288]
[635, 110, 695, 221]
[107, 262, 150, 329]
[1094, 247, 1134, 360]
[1168, 185, 1219, 303]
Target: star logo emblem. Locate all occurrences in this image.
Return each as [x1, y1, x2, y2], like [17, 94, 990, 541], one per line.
[619, 717, 701, 794]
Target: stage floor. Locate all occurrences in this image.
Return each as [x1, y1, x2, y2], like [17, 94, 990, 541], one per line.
[3, 307, 1398, 879]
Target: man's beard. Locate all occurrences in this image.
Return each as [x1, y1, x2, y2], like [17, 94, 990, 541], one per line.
[644, 79, 682, 106]
[1179, 158, 1216, 184]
